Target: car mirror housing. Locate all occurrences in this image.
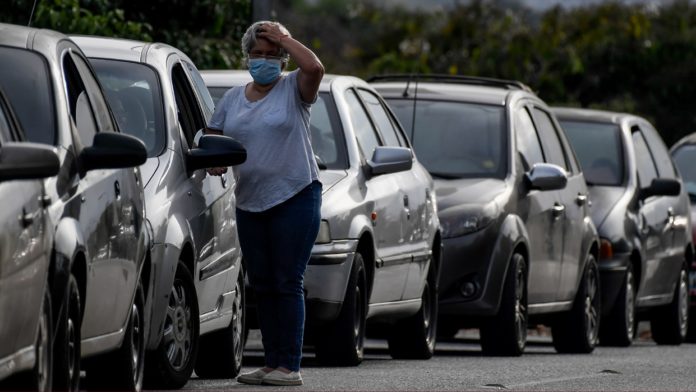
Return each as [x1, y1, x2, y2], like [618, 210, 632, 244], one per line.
[639, 178, 681, 200]
[80, 132, 148, 173]
[525, 163, 568, 191]
[0, 142, 60, 182]
[186, 134, 247, 172]
[367, 146, 413, 176]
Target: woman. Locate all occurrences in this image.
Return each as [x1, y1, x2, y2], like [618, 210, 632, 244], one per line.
[205, 21, 324, 386]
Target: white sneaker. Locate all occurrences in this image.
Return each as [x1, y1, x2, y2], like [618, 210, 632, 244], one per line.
[237, 368, 271, 385]
[262, 369, 303, 386]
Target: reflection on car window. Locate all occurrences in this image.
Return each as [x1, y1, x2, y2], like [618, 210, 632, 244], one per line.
[515, 107, 544, 169]
[309, 93, 348, 169]
[91, 59, 166, 157]
[561, 120, 624, 186]
[0, 103, 11, 141]
[357, 89, 404, 147]
[389, 98, 505, 178]
[63, 55, 97, 147]
[533, 108, 568, 171]
[346, 89, 380, 158]
[185, 61, 215, 116]
[632, 130, 658, 188]
[0, 47, 55, 145]
[672, 145, 696, 196]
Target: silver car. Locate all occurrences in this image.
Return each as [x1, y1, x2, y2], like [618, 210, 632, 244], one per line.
[73, 36, 248, 388]
[202, 70, 441, 366]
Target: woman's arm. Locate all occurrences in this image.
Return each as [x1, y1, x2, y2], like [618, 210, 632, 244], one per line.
[257, 23, 324, 103]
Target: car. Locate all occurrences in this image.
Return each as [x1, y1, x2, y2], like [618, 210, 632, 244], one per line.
[72, 36, 248, 387]
[0, 23, 150, 391]
[667, 133, 696, 342]
[0, 87, 60, 392]
[201, 70, 442, 365]
[554, 107, 691, 346]
[371, 74, 600, 356]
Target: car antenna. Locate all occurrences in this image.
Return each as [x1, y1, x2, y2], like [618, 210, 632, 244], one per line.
[28, 0, 40, 27]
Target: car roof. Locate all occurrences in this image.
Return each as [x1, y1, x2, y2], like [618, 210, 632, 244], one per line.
[551, 107, 638, 125]
[200, 70, 354, 92]
[670, 132, 696, 151]
[71, 34, 193, 65]
[0, 22, 68, 52]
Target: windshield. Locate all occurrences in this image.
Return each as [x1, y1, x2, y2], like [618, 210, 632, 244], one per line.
[0, 46, 55, 145]
[90, 58, 166, 157]
[559, 120, 624, 186]
[672, 145, 696, 197]
[387, 98, 507, 179]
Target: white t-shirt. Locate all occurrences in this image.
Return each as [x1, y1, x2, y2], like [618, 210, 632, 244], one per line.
[208, 70, 319, 212]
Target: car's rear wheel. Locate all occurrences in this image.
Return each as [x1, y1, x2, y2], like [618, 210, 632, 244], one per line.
[53, 273, 80, 392]
[552, 253, 600, 353]
[195, 264, 245, 378]
[599, 263, 636, 346]
[86, 281, 146, 392]
[387, 257, 438, 359]
[480, 253, 527, 356]
[651, 265, 689, 345]
[315, 252, 367, 366]
[145, 262, 199, 388]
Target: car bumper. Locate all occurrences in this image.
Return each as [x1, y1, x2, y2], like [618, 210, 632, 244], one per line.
[598, 252, 630, 317]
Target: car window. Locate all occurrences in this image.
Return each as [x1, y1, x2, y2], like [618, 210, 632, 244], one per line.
[345, 89, 381, 158]
[514, 107, 544, 169]
[560, 120, 624, 186]
[184, 61, 215, 117]
[0, 104, 11, 141]
[532, 107, 568, 171]
[91, 58, 166, 157]
[387, 98, 505, 178]
[356, 89, 405, 147]
[672, 145, 696, 196]
[638, 122, 677, 179]
[632, 129, 658, 188]
[172, 63, 206, 149]
[0, 47, 55, 145]
[63, 54, 99, 147]
[310, 93, 348, 169]
[69, 52, 116, 134]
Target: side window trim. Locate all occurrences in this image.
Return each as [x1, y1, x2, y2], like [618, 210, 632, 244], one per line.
[353, 88, 386, 146]
[515, 103, 546, 167]
[172, 61, 206, 148]
[530, 105, 570, 171]
[631, 125, 659, 182]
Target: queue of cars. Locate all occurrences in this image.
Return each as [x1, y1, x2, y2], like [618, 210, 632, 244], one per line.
[0, 21, 693, 391]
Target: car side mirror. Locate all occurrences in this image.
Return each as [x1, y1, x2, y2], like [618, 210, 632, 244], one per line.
[525, 163, 568, 191]
[186, 134, 247, 172]
[0, 142, 60, 182]
[80, 132, 148, 172]
[367, 146, 413, 176]
[639, 178, 681, 200]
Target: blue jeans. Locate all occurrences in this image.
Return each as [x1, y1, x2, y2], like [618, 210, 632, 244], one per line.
[236, 181, 322, 371]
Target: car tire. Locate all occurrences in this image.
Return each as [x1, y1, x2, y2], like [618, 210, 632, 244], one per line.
[315, 252, 367, 366]
[53, 273, 80, 392]
[651, 265, 689, 345]
[195, 264, 245, 378]
[552, 253, 600, 353]
[480, 253, 527, 356]
[86, 281, 146, 392]
[686, 307, 696, 343]
[145, 262, 199, 388]
[599, 263, 636, 347]
[387, 258, 438, 359]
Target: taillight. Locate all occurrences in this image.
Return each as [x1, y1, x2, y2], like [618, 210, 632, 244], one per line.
[599, 239, 613, 260]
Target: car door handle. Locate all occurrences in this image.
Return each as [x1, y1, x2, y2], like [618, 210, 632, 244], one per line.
[552, 203, 565, 219]
[20, 208, 34, 228]
[403, 195, 411, 220]
[576, 193, 587, 206]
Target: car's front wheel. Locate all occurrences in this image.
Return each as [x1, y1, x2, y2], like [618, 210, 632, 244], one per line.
[599, 263, 636, 346]
[651, 265, 689, 345]
[480, 253, 527, 356]
[552, 253, 600, 353]
[315, 252, 367, 366]
[53, 274, 80, 392]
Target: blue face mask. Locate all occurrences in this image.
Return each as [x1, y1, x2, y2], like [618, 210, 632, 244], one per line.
[248, 58, 282, 85]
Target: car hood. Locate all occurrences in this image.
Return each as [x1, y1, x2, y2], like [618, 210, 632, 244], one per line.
[434, 177, 507, 212]
[588, 186, 626, 229]
[318, 170, 348, 195]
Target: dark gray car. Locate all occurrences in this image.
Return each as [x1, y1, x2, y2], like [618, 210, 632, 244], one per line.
[372, 75, 600, 356]
[0, 23, 150, 392]
[555, 107, 691, 346]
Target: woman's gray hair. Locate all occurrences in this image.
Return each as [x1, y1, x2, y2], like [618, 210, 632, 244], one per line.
[241, 21, 291, 63]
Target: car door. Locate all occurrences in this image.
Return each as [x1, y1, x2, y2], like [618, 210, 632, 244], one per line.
[355, 88, 429, 301]
[344, 88, 409, 304]
[0, 102, 50, 358]
[514, 104, 563, 304]
[60, 49, 139, 338]
[531, 107, 587, 302]
[171, 60, 235, 315]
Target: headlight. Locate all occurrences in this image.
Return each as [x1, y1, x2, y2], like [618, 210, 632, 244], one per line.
[315, 220, 331, 244]
[441, 215, 493, 238]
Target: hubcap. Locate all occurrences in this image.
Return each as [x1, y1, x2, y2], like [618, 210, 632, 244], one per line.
[422, 281, 433, 346]
[585, 266, 599, 345]
[626, 271, 635, 339]
[232, 275, 244, 363]
[678, 270, 688, 337]
[130, 302, 142, 385]
[515, 260, 527, 348]
[354, 281, 364, 354]
[163, 280, 193, 371]
[37, 304, 49, 392]
[67, 318, 76, 384]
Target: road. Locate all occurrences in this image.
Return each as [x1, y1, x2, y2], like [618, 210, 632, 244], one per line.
[186, 325, 696, 391]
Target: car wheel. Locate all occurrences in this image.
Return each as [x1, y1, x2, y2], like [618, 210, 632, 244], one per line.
[599, 262, 636, 346]
[480, 253, 527, 356]
[86, 281, 146, 392]
[53, 274, 80, 392]
[686, 307, 696, 343]
[145, 262, 199, 388]
[315, 252, 367, 366]
[387, 258, 438, 359]
[552, 253, 600, 353]
[651, 265, 689, 345]
[195, 264, 245, 378]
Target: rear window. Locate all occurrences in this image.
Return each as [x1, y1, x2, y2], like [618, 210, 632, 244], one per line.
[560, 120, 625, 186]
[672, 145, 696, 196]
[387, 98, 506, 179]
[0, 46, 55, 145]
